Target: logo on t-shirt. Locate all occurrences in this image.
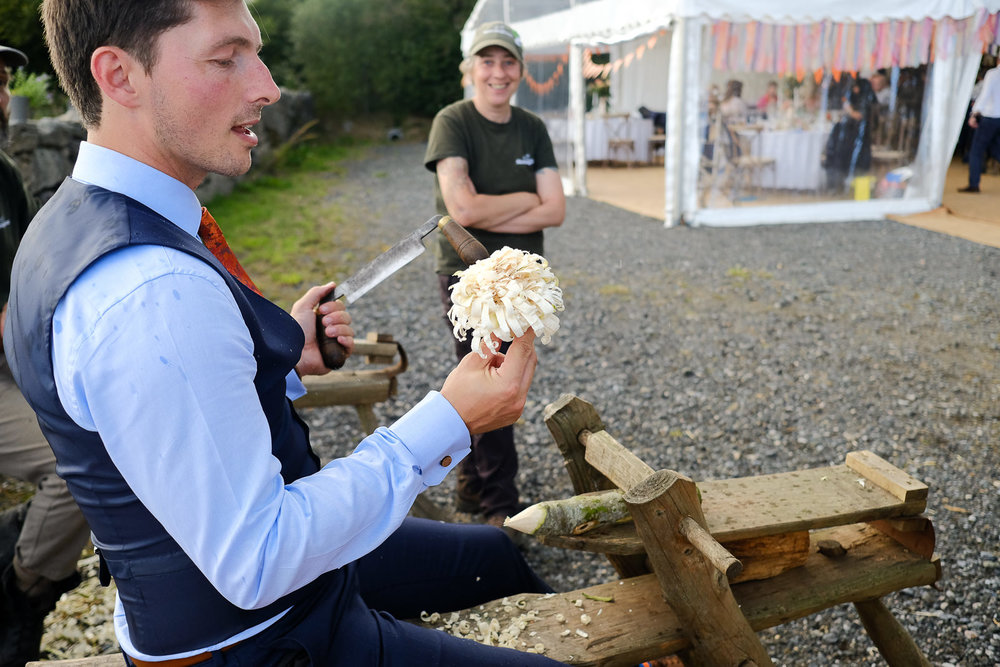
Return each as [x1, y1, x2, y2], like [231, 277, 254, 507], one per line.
[515, 154, 535, 166]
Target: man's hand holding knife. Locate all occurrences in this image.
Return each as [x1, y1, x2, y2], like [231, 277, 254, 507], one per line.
[292, 214, 538, 433]
[293, 282, 354, 378]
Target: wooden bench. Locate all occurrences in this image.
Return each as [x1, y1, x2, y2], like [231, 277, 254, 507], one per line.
[293, 331, 407, 434]
[34, 393, 940, 666]
[413, 394, 940, 665]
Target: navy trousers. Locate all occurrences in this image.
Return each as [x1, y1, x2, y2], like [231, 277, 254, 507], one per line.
[966, 115, 1000, 188]
[126, 518, 563, 666]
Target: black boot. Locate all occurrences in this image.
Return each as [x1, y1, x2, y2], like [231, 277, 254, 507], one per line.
[0, 563, 82, 667]
[0, 503, 29, 574]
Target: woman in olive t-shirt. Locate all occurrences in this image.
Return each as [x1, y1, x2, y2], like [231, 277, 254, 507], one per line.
[423, 21, 565, 527]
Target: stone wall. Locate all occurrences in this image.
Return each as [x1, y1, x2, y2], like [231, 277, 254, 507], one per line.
[4, 88, 315, 206]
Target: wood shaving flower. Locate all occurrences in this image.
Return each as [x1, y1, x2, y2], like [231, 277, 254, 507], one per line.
[448, 246, 564, 357]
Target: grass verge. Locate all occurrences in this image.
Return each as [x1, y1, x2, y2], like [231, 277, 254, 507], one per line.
[206, 136, 371, 310]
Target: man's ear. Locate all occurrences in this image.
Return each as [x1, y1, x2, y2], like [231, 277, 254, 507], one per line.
[90, 46, 141, 109]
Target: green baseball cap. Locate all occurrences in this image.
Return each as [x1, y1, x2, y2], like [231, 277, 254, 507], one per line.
[468, 22, 523, 66]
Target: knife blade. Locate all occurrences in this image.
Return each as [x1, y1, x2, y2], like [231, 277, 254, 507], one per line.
[316, 215, 489, 369]
[332, 215, 441, 303]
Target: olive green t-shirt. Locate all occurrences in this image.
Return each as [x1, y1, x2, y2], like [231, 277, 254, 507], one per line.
[424, 100, 558, 275]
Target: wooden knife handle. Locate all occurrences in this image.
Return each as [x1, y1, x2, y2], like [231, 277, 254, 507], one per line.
[316, 292, 348, 370]
[439, 216, 489, 265]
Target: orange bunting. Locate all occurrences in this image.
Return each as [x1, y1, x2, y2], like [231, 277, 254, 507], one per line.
[524, 61, 565, 96]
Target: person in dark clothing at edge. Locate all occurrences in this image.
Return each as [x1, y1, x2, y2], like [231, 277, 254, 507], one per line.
[5, 1, 567, 665]
[425, 21, 565, 530]
[822, 76, 878, 193]
[0, 42, 91, 667]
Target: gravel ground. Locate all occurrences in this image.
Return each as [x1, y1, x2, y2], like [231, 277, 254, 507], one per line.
[40, 140, 999, 665]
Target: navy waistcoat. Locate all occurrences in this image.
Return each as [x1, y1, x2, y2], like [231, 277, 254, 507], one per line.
[4, 179, 351, 655]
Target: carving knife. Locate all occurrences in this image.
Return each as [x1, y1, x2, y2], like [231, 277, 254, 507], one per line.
[317, 215, 488, 369]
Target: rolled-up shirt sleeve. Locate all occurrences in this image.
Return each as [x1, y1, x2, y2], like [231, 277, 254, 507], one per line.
[53, 244, 471, 610]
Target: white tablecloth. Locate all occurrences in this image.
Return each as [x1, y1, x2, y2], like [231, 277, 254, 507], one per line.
[543, 115, 656, 163]
[749, 128, 828, 191]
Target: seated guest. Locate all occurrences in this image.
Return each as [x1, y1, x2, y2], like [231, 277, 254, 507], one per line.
[756, 81, 779, 118]
[638, 105, 666, 133]
[720, 79, 749, 122]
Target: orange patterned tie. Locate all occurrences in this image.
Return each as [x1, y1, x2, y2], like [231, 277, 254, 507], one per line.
[198, 207, 262, 296]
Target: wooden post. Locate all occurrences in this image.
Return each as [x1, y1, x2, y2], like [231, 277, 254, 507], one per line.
[678, 517, 743, 580]
[624, 469, 773, 667]
[853, 597, 931, 667]
[544, 394, 650, 578]
[543, 394, 615, 494]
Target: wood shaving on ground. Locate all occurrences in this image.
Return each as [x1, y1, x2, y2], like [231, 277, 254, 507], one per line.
[419, 597, 548, 653]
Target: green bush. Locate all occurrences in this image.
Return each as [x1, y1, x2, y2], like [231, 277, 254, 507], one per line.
[9, 71, 56, 118]
[290, 0, 474, 120]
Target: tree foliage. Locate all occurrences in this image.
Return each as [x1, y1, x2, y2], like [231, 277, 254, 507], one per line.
[0, 0, 477, 122]
[291, 0, 475, 120]
[0, 0, 52, 78]
[251, 0, 301, 87]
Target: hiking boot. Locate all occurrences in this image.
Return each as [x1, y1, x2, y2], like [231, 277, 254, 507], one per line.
[0, 564, 82, 667]
[454, 492, 481, 515]
[454, 468, 482, 515]
[0, 503, 28, 575]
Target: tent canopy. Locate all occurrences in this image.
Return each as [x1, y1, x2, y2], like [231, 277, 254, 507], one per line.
[469, 1, 1000, 50]
[464, 0, 1000, 226]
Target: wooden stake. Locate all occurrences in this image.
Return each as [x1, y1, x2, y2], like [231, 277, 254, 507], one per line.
[504, 490, 631, 536]
[678, 517, 743, 580]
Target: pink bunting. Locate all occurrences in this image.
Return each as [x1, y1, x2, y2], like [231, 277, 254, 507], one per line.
[745, 22, 758, 65]
[703, 14, 1000, 78]
[713, 22, 729, 69]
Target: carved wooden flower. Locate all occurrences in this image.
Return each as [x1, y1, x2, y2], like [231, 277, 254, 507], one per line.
[448, 246, 564, 357]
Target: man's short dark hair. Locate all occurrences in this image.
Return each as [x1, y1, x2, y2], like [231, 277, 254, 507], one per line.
[42, 0, 203, 127]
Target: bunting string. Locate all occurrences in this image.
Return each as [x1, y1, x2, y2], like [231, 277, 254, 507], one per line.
[524, 56, 567, 96]
[709, 13, 1000, 78]
[582, 30, 667, 82]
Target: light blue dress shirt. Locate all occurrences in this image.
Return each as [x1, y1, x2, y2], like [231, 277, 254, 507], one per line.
[53, 142, 471, 660]
[973, 67, 1000, 119]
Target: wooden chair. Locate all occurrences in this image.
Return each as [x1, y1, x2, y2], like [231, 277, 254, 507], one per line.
[871, 113, 913, 182]
[603, 113, 636, 167]
[648, 133, 666, 165]
[730, 123, 776, 197]
[701, 115, 776, 203]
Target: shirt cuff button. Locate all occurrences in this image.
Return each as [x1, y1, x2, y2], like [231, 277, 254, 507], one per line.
[440, 456, 452, 467]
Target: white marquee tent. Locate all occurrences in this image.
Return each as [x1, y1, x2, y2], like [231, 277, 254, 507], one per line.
[462, 0, 1000, 226]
